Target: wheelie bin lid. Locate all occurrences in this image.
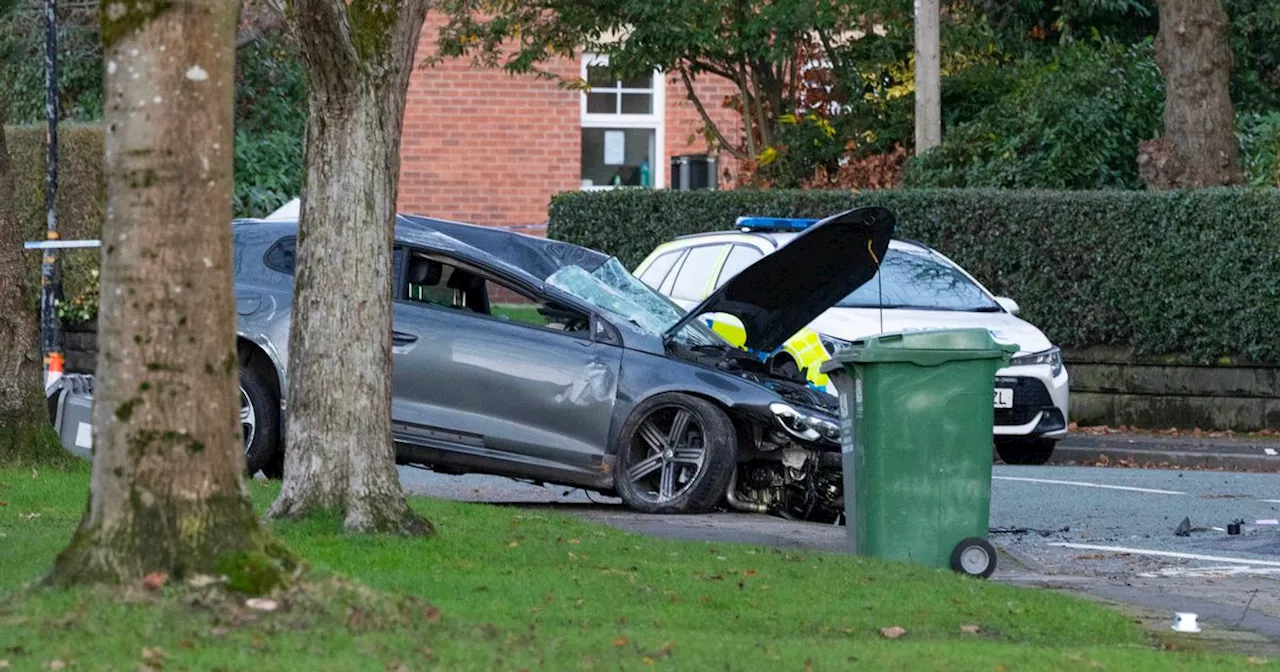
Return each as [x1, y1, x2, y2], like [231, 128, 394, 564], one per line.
[827, 328, 1018, 368]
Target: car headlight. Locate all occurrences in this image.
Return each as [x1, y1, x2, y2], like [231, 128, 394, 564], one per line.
[1010, 347, 1063, 377]
[769, 402, 841, 443]
[819, 334, 853, 356]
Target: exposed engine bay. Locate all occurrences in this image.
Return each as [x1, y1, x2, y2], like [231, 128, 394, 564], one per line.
[670, 341, 847, 524]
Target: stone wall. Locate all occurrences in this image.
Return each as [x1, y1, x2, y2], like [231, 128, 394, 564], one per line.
[1066, 347, 1280, 431]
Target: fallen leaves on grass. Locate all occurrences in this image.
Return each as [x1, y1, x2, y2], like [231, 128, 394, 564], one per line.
[422, 605, 441, 624]
[612, 637, 628, 647]
[879, 626, 906, 639]
[960, 625, 980, 634]
[1247, 657, 1269, 665]
[45, 661, 65, 671]
[509, 541, 520, 548]
[0, 660, 8, 669]
[142, 572, 168, 590]
[245, 598, 278, 612]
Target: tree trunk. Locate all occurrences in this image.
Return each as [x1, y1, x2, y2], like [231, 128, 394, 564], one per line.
[0, 106, 56, 464]
[47, 0, 286, 585]
[1138, 0, 1243, 189]
[265, 0, 432, 535]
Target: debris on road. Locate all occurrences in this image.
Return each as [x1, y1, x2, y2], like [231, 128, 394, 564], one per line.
[1174, 517, 1192, 537]
[1228, 520, 1243, 535]
[1171, 612, 1201, 634]
[990, 526, 1069, 537]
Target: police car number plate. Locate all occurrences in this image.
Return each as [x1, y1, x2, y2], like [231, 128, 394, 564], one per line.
[994, 388, 1014, 409]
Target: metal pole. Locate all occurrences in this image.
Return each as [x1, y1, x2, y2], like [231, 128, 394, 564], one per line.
[41, 0, 63, 391]
[913, 0, 941, 153]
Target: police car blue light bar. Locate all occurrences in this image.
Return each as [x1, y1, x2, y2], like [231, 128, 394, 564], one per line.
[734, 216, 819, 232]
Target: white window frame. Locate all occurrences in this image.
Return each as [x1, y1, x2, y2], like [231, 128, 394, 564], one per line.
[579, 53, 665, 191]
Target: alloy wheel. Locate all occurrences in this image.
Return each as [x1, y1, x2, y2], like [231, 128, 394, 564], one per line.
[625, 405, 708, 504]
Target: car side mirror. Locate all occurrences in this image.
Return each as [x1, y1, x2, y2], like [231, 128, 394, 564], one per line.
[995, 297, 1020, 315]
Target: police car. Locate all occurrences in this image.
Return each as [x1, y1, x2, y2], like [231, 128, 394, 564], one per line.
[633, 216, 1069, 466]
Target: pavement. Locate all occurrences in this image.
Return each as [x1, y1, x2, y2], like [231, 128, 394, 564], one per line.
[398, 463, 1280, 644]
[1048, 432, 1280, 472]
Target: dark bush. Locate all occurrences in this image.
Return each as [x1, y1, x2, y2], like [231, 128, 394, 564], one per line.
[903, 40, 1163, 190]
[548, 187, 1280, 363]
[5, 124, 104, 318]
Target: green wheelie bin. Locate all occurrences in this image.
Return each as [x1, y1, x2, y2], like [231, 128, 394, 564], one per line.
[822, 328, 1017, 578]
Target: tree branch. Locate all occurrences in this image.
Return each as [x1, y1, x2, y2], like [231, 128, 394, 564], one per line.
[734, 61, 758, 158]
[679, 66, 746, 160]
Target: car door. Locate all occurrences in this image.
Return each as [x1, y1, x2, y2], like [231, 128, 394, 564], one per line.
[390, 252, 622, 472]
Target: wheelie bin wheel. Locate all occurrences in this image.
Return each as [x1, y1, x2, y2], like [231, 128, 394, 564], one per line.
[950, 538, 996, 578]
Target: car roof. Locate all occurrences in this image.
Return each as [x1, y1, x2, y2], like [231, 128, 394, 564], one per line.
[670, 229, 931, 253]
[233, 215, 610, 285]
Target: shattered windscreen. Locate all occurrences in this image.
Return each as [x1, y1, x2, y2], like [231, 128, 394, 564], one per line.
[547, 258, 723, 346]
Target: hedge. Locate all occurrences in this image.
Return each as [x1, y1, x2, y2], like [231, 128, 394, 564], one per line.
[547, 188, 1280, 364]
[5, 124, 105, 313]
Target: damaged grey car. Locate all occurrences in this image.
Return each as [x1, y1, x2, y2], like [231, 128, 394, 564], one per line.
[232, 207, 894, 521]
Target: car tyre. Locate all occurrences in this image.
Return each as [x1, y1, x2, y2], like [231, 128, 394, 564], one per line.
[614, 393, 736, 514]
[995, 439, 1056, 466]
[240, 368, 280, 476]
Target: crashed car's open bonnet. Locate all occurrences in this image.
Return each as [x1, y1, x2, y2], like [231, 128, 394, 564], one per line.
[664, 207, 896, 353]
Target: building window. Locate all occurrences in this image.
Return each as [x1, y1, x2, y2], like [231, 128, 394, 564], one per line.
[580, 53, 664, 190]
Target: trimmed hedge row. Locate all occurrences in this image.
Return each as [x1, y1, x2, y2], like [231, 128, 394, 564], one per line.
[547, 188, 1280, 364]
[5, 124, 105, 312]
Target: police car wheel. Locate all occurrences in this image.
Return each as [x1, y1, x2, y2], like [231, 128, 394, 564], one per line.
[614, 393, 737, 515]
[240, 368, 280, 476]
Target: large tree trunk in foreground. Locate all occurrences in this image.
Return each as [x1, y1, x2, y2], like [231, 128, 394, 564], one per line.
[48, 0, 284, 584]
[1138, 0, 1243, 189]
[265, 0, 432, 535]
[0, 113, 53, 462]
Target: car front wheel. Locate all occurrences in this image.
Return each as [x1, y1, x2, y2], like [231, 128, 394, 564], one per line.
[614, 393, 737, 514]
[240, 368, 280, 476]
[995, 439, 1056, 466]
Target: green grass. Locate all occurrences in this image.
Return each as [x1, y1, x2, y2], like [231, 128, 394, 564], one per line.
[490, 303, 547, 326]
[0, 467, 1269, 670]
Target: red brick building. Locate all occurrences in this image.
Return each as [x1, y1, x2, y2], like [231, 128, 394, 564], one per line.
[397, 19, 742, 229]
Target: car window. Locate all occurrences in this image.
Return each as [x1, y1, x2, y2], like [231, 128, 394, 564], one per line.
[669, 245, 727, 301]
[638, 250, 681, 290]
[714, 245, 763, 288]
[400, 252, 590, 334]
[837, 247, 1000, 312]
[263, 236, 296, 274]
[658, 250, 687, 295]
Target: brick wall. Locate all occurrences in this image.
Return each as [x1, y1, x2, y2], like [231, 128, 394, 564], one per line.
[398, 16, 743, 229]
[663, 73, 742, 186]
[399, 16, 580, 228]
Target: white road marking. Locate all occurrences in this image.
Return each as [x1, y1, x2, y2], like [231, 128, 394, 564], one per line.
[1262, 500, 1280, 504]
[1050, 543, 1280, 568]
[993, 476, 1186, 495]
[1137, 566, 1280, 578]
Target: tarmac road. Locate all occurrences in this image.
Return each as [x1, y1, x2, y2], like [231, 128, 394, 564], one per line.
[398, 464, 1280, 638]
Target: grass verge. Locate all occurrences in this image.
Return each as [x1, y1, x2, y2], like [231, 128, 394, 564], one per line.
[0, 467, 1270, 670]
